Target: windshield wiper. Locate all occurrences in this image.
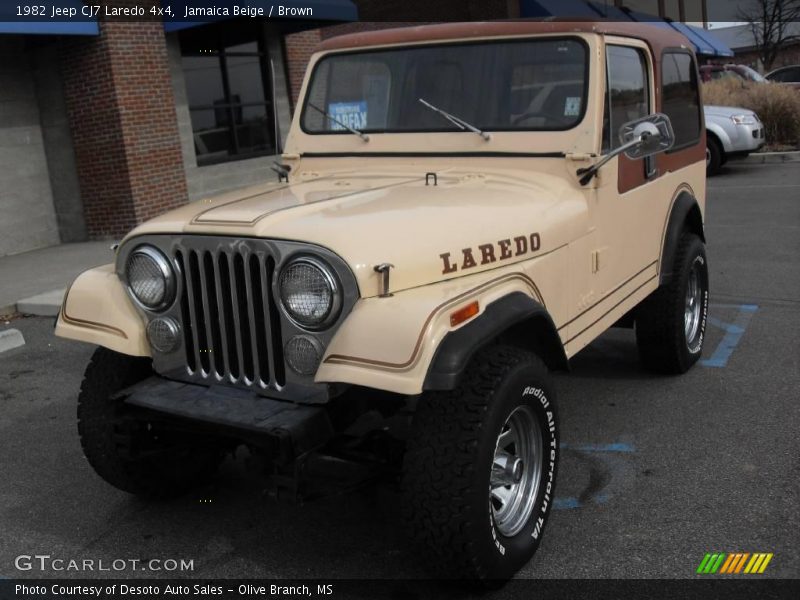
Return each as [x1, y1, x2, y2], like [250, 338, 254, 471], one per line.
[418, 98, 491, 141]
[307, 102, 369, 142]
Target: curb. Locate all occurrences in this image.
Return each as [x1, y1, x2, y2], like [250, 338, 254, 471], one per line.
[745, 151, 800, 164]
[0, 328, 25, 353]
[15, 289, 65, 318]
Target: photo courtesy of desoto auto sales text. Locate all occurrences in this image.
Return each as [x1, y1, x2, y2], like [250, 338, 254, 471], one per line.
[0, 0, 798, 598]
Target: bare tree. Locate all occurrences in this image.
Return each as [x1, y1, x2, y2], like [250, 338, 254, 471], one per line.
[736, 0, 800, 71]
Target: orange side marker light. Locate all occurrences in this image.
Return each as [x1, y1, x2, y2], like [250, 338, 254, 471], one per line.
[450, 301, 480, 327]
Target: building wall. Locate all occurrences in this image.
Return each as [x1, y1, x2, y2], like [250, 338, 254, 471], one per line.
[733, 45, 800, 72]
[32, 43, 87, 243]
[285, 29, 322, 106]
[60, 21, 188, 239]
[0, 38, 60, 257]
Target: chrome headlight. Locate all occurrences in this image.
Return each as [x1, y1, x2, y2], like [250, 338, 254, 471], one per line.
[125, 245, 176, 311]
[278, 257, 341, 329]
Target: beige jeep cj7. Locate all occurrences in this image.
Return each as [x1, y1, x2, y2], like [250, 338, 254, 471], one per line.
[57, 21, 709, 581]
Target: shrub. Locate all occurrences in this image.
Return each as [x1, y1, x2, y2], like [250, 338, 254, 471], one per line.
[702, 78, 800, 146]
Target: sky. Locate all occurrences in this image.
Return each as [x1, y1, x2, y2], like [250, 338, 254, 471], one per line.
[708, 22, 746, 29]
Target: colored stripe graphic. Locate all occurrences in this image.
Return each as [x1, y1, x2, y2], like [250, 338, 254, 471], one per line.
[735, 553, 750, 573]
[697, 553, 712, 574]
[720, 553, 736, 574]
[722, 553, 741, 574]
[745, 554, 761, 574]
[698, 553, 724, 574]
[711, 553, 726, 573]
[758, 554, 773, 573]
[699, 552, 773, 574]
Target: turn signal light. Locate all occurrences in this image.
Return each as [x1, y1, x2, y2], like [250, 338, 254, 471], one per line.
[450, 301, 479, 327]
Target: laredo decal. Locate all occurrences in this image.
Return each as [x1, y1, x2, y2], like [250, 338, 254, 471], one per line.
[440, 233, 541, 274]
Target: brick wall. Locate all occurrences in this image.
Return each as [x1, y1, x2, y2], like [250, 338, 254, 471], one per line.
[732, 45, 800, 72]
[284, 29, 322, 108]
[60, 20, 188, 238]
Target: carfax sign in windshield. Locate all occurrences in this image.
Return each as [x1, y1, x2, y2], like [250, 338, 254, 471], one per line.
[328, 101, 368, 131]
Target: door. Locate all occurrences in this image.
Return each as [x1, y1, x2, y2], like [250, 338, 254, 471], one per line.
[594, 41, 660, 299]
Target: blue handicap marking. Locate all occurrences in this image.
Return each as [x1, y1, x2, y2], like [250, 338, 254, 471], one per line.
[554, 497, 582, 510]
[700, 304, 758, 368]
[560, 442, 635, 453]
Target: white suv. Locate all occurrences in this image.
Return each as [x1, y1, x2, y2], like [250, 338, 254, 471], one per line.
[705, 105, 765, 175]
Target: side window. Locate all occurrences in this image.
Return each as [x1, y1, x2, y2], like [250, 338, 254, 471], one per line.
[662, 52, 702, 149]
[769, 69, 787, 82]
[603, 45, 650, 152]
[771, 67, 800, 83]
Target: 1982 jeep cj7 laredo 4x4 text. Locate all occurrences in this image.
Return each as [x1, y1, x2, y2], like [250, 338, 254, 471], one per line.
[57, 21, 709, 581]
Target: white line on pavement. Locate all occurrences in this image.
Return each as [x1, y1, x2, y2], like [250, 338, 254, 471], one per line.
[0, 328, 25, 354]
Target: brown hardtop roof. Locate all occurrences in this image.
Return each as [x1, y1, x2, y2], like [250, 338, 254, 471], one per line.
[316, 20, 691, 54]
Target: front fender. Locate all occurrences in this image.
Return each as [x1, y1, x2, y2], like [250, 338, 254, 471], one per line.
[706, 121, 734, 153]
[315, 266, 546, 396]
[55, 264, 150, 356]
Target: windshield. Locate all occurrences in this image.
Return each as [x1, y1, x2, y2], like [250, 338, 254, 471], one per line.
[301, 38, 588, 135]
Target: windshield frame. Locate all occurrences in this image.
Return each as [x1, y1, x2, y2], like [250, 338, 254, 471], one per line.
[299, 35, 591, 137]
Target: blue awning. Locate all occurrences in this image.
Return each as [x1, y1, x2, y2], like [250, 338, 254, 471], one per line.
[668, 21, 716, 55]
[520, 0, 734, 57]
[0, 0, 98, 36]
[680, 23, 734, 57]
[585, 2, 634, 20]
[520, 0, 600, 18]
[164, 0, 357, 33]
[0, 21, 98, 35]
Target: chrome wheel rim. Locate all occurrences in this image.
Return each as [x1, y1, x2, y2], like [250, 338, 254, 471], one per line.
[685, 261, 702, 345]
[706, 147, 711, 168]
[490, 405, 543, 537]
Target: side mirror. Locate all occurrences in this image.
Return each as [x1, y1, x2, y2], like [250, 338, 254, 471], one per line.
[577, 113, 676, 186]
[619, 113, 675, 160]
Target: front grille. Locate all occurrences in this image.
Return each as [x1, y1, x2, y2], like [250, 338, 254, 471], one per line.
[175, 244, 285, 389]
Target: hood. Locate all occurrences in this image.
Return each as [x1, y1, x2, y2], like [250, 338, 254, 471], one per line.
[704, 105, 757, 118]
[124, 167, 587, 297]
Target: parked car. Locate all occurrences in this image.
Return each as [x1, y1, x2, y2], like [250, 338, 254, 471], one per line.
[56, 21, 710, 582]
[700, 64, 768, 84]
[765, 64, 800, 90]
[705, 105, 765, 175]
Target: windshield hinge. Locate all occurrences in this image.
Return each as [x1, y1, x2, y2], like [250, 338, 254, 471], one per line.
[565, 153, 595, 162]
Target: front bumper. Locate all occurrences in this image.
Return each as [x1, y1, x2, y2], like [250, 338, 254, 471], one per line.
[729, 121, 766, 154]
[117, 376, 334, 462]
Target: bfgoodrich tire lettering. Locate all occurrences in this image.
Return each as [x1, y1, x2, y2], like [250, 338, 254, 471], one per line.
[402, 346, 558, 581]
[636, 233, 709, 374]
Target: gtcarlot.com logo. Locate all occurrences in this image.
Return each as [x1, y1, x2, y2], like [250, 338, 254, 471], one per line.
[14, 554, 194, 572]
[697, 552, 773, 575]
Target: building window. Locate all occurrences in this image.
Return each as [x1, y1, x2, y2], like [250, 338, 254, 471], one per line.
[661, 51, 701, 150]
[617, 0, 660, 18]
[662, 0, 682, 21]
[181, 35, 277, 165]
[603, 45, 650, 152]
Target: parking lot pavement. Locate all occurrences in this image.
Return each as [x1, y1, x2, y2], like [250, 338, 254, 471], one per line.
[0, 163, 797, 585]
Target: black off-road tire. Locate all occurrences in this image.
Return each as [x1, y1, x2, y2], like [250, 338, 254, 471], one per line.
[402, 346, 559, 582]
[706, 137, 723, 176]
[636, 233, 709, 374]
[77, 347, 224, 498]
